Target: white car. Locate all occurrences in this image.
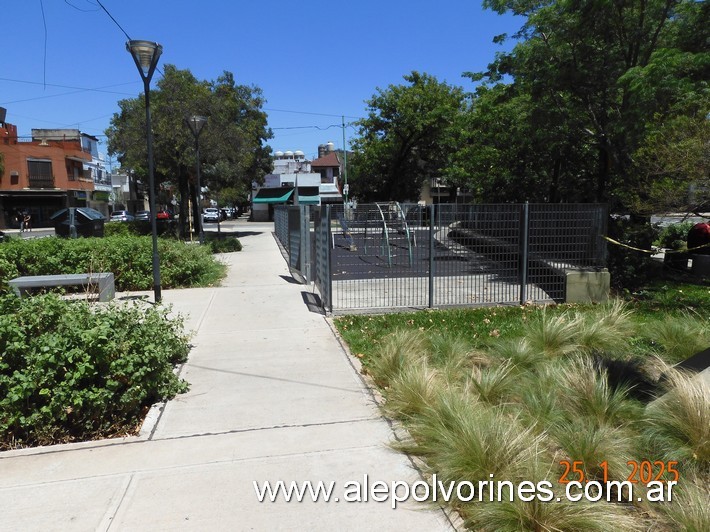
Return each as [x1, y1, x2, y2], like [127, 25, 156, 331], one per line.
[203, 208, 220, 223]
[110, 210, 135, 222]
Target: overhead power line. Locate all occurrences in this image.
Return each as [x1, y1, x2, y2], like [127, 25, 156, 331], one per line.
[95, 0, 132, 41]
[271, 124, 345, 131]
[64, 0, 99, 12]
[264, 107, 362, 120]
[0, 79, 138, 106]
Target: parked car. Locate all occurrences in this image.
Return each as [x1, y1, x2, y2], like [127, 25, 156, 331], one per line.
[110, 210, 135, 222]
[135, 210, 151, 221]
[203, 208, 220, 223]
[156, 210, 172, 220]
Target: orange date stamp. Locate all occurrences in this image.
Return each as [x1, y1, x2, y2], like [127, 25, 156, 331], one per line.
[559, 460, 679, 485]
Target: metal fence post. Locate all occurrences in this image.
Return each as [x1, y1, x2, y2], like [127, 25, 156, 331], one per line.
[326, 204, 333, 313]
[429, 203, 435, 308]
[301, 205, 311, 282]
[520, 202, 530, 305]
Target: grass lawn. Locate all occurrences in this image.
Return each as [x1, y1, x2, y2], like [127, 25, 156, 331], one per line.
[334, 281, 709, 531]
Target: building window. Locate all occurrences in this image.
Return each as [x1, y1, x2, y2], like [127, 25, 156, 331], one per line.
[27, 159, 54, 188]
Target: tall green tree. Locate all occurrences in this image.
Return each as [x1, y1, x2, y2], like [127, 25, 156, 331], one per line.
[106, 66, 272, 236]
[200, 72, 272, 208]
[349, 72, 466, 201]
[462, 0, 708, 212]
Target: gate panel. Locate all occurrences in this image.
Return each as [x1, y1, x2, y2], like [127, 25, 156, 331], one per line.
[329, 203, 430, 310]
[313, 206, 332, 312]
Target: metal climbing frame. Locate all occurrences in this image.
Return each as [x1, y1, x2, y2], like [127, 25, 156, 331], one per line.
[362, 201, 415, 267]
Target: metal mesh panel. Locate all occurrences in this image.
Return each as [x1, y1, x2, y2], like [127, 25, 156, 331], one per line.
[274, 206, 288, 248]
[313, 206, 332, 312]
[526, 203, 608, 301]
[432, 203, 526, 306]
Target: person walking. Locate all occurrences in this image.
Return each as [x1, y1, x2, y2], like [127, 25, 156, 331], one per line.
[23, 212, 32, 232]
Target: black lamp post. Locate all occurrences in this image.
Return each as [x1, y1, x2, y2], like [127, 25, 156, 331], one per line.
[186, 115, 207, 244]
[127, 40, 163, 303]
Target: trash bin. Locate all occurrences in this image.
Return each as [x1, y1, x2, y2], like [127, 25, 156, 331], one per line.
[51, 207, 106, 238]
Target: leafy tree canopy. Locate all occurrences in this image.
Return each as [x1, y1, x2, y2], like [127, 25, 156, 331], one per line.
[106, 66, 272, 233]
[349, 72, 466, 202]
[464, 0, 709, 212]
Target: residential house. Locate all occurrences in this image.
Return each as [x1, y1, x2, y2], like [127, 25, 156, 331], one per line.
[251, 143, 344, 222]
[310, 144, 344, 204]
[0, 113, 93, 229]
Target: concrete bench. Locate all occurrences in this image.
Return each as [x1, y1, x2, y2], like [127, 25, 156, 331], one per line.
[9, 273, 115, 302]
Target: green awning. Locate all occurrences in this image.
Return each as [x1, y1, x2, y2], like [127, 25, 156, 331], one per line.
[252, 187, 294, 204]
[297, 186, 320, 205]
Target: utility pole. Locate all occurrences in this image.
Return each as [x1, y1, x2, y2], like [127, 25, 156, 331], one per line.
[342, 115, 348, 204]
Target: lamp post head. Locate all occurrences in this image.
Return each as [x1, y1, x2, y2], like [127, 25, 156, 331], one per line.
[187, 115, 208, 137]
[126, 40, 162, 83]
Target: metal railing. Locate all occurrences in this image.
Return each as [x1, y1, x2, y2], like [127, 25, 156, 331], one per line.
[276, 203, 608, 313]
[28, 176, 55, 188]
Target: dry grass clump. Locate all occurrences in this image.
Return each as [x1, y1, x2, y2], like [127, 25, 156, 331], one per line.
[382, 360, 442, 422]
[525, 300, 636, 358]
[465, 488, 643, 532]
[488, 337, 544, 370]
[658, 474, 710, 531]
[403, 388, 545, 485]
[554, 356, 642, 427]
[368, 329, 429, 388]
[645, 313, 710, 363]
[550, 420, 636, 484]
[576, 300, 635, 353]
[467, 360, 517, 405]
[643, 365, 710, 466]
[525, 310, 582, 358]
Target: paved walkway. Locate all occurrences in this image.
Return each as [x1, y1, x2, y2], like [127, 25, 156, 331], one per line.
[0, 220, 454, 531]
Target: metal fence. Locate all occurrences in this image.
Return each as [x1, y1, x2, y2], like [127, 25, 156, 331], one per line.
[275, 203, 607, 314]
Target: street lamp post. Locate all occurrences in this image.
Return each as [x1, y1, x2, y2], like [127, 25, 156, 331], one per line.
[127, 40, 163, 303]
[186, 115, 207, 244]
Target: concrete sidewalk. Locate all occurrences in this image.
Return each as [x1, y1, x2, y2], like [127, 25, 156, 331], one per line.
[0, 221, 454, 531]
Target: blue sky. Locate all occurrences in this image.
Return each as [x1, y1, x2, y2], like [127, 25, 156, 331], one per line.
[1, 0, 521, 165]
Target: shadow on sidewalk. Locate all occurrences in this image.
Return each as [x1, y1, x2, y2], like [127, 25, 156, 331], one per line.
[301, 291, 325, 315]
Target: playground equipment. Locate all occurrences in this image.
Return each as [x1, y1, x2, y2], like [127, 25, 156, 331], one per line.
[359, 202, 415, 267]
[334, 202, 417, 267]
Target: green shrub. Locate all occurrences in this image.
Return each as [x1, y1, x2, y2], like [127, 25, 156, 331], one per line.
[0, 235, 225, 292]
[104, 220, 178, 238]
[103, 222, 132, 237]
[207, 235, 243, 253]
[656, 222, 695, 250]
[0, 293, 190, 449]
